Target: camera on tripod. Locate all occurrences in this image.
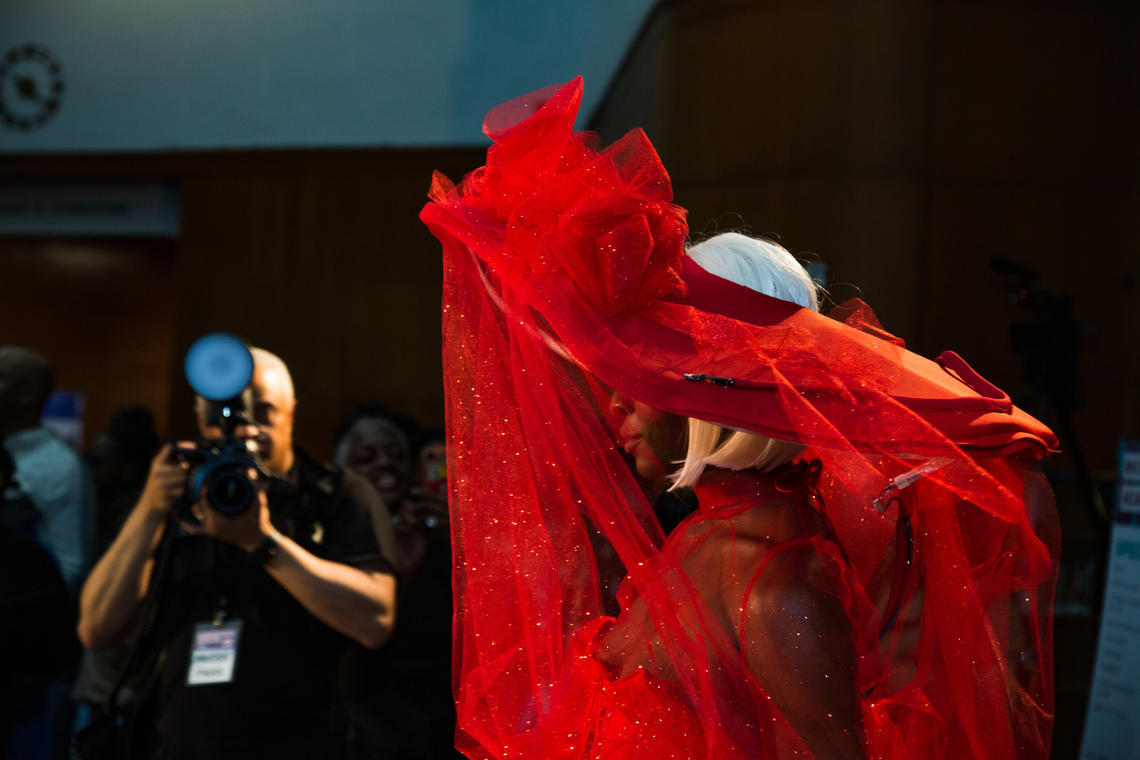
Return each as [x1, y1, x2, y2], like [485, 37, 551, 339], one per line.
[177, 333, 262, 517]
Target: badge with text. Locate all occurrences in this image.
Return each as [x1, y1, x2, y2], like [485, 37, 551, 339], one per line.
[186, 620, 242, 686]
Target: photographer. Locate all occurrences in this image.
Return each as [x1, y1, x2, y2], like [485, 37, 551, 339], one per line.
[77, 347, 397, 760]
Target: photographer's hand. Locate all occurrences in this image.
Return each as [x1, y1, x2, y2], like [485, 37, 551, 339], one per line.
[184, 473, 274, 552]
[78, 443, 191, 651]
[139, 443, 192, 516]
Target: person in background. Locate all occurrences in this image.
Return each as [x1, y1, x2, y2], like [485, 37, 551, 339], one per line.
[0, 346, 94, 760]
[0, 346, 96, 596]
[85, 405, 160, 553]
[409, 426, 449, 544]
[333, 403, 420, 560]
[77, 347, 397, 760]
[334, 411, 461, 759]
[71, 405, 161, 739]
[0, 448, 76, 758]
[0, 444, 40, 540]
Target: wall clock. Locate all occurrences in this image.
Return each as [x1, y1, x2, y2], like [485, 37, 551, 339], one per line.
[0, 44, 65, 131]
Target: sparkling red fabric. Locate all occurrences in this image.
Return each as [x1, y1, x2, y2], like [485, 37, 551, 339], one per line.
[421, 78, 1058, 760]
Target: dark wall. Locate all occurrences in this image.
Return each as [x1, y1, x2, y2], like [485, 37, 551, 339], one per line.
[0, 147, 485, 459]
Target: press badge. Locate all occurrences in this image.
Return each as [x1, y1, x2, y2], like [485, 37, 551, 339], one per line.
[187, 619, 242, 686]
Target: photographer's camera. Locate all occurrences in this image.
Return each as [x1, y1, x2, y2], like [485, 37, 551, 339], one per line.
[178, 333, 263, 517]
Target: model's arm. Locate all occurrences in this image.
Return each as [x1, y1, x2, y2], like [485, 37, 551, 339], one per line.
[77, 445, 187, 651]
[191, 483, 395, 649]
[738, 546, 866, 760]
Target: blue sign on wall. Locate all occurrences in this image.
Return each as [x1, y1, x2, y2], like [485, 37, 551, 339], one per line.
[1081, 441, 1140, 759]
[41, 390, 84, 449]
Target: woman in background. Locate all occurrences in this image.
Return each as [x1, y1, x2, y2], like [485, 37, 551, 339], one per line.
[334, 408, 460, 760]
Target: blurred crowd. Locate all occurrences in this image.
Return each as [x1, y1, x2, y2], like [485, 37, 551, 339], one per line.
[0, 344, 458, 760]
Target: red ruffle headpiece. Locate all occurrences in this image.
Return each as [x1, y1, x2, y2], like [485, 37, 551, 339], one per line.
[422, 78, 1058, 760]
[426, 79, 1055, 459]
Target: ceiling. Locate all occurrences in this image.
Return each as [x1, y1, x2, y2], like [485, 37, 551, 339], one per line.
[0, 0, 654, 152]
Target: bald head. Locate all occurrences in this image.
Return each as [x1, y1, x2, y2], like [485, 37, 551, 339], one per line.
[194, 345, 297, 475]
[0, 346, 54, 438]
[249, 347, 295, 405]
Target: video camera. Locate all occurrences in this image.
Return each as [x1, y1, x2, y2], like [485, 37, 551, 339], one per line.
[177, 333, 262, 516]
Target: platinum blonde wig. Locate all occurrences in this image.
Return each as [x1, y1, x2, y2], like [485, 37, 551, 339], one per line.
[671, 233, 818, 489]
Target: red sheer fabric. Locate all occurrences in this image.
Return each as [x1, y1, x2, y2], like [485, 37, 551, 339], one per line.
[421, 78, 1058, 759]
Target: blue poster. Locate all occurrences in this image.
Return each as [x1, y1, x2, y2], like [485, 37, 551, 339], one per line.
[1081, 441, 1140, 759]
[40, 390, 84, 449]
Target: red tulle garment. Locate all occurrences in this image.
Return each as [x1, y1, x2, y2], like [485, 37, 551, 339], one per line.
[421, 78, 1059, 759]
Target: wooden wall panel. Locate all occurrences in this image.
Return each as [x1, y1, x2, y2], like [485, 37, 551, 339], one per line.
[0, 237, 177, 446]
[1, 147, 485, 459]
[596, 0, 936, 342]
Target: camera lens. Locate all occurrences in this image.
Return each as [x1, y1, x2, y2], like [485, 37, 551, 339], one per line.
[209, 469, 255, 515]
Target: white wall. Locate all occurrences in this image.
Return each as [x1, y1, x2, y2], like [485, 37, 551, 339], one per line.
[0, 0, 653, 152]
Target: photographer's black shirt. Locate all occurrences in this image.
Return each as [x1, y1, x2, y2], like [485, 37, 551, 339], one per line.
[137, 449, 387, 760]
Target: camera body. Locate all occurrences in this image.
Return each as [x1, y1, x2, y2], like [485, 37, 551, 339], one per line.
[176, 430, 260, 518]
[178, 334, 262, 517]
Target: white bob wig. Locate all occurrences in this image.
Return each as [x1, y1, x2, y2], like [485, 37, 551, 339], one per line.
[670, 232, 819, 489]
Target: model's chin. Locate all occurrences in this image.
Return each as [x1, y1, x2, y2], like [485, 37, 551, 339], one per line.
[634, 450, 668, 481]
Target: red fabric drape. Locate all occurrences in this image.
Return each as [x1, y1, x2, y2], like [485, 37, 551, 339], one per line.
[422, 77, 1058, 760]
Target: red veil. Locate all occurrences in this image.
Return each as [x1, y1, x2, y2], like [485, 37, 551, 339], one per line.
[421, 78, 1058, 759]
